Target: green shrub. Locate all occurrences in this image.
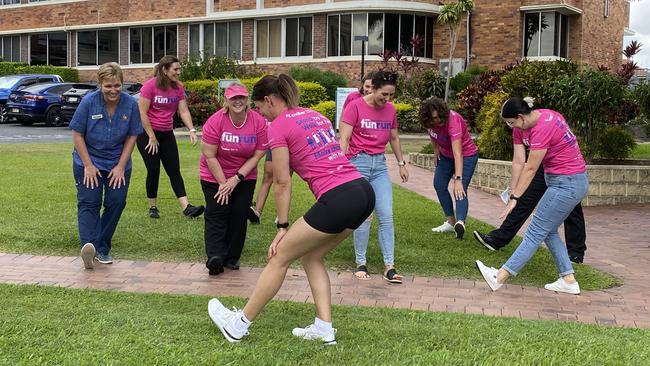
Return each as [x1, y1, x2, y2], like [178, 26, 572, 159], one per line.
[183, 80, 217, 98]
[633, 81, 650, 117]
[238, 77, 327, 108]
[401, 67, 445, 100]
[501, 59, 578, 107]
[188, 103, 219, 126]
[419, 143, 434, 154]
[289, 66, 348, 100]
[475, 90, 513, 160]
[457, 70, 503, 130]
[0, 62, 79, 82]
[597, 125, 636, 159]
[450, 64, 486, 95]
[311, 100, 336, 123]
[394, 102, 423, 133]
[180, 54, 239, 81]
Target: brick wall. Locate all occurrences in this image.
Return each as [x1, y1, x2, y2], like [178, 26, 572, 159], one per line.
[178, 24, 189, 61]
[242, 19, 255, 62]
[213, 0, 256, 12]
[313, 14, 327, 59]
[578, 0, 630, 71]
[468, 1, 522, 69]
[264, 0, 322, 8]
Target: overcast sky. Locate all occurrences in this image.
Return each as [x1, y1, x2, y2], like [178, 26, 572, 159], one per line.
[625, 0, 650, 68]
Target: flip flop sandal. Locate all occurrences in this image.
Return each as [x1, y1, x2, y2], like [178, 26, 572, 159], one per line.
[383, 268, 403, 284]
[354, 265, 371, 280]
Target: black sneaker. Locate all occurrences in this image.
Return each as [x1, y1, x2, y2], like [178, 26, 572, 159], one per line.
[454, 221, 465, 239]
[248, 204, 261, 224]
[473, 230, 497, 251]
[225, 258, 240, 270]
[149, 206, 160, 219]
[206, 256, 224, 276]
[183, 204, 205, 218]
[569, 256, 583, 264]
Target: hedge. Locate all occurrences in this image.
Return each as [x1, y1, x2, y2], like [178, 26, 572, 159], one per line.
[394, 102, 422, 133]
[0, 62, 79, 82]
[312, 100, 336, 123]
[239, 77, 328, 107]
[183, 80, 218, 97]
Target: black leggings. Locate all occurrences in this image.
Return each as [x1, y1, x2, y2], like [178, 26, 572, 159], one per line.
[136, 130, 187, 199]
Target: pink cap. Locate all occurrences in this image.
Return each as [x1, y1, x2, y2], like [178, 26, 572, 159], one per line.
[224, 84, 249, 100]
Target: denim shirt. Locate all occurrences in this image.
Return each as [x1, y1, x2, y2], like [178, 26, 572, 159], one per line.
[69, 90, 143, 171]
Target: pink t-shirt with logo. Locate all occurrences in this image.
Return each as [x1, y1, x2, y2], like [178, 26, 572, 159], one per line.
[268, 107, 362, 199]
[140, 78, 186, 132]
[341, 97, 397, 157]
[512, 109, 586, 175]
[428, 110, 478, 159]
[342, 90, 363, 111]
[200, 109, 268, 183]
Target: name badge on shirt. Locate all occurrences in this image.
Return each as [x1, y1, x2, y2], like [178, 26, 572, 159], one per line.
[91, 114, 103, 120]
[121, 114, 128, 121]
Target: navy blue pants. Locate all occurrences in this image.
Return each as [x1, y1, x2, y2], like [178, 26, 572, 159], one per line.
[73, 164, 131, 256]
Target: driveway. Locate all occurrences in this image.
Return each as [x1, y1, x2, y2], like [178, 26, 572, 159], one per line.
[0, 123, 71, 144]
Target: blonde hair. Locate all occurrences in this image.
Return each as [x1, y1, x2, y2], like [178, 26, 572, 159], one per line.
[97, 62, 124, 84]
[222, 82, 250, 114]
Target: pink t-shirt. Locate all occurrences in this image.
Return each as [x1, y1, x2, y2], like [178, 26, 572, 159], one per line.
[200, 109, 268, 183]
[342, 90, 363, 111]
[268, 107, 362, 199]
[428, 110, 478, 158]
[341, 97, 397, 157]
[512, 109, 585, 175]
[140, 78, 186, 132]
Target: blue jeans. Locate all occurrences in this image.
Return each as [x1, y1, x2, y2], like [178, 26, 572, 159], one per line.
[433, 153, 478, 222]
[503, 173, 589, 277]
[349, 153, 395, 266]
[73, 164, 131, 256]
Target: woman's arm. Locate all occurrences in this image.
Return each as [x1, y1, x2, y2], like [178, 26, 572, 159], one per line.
[107, 135, 138, 189]
[389, 128, 409, 182]
[509, 144, 527, 190]
[451, 139, 465, 200]
[72, 131, 100, 189]
[137, 97, 158, 154]
[500, 149, 546, 218]
[216, 149, 267, 204]
[177, 99, 197, 145]
[267, 146, 292, 259]
[338, 122, 353, 155]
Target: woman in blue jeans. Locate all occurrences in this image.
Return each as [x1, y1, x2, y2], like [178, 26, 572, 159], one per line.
[339, 71, 409, 283]
[421, 97, 479, 239]
[476, 97, 589, 295]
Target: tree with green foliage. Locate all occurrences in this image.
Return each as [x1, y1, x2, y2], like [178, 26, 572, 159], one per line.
[437, 0, 474, 102]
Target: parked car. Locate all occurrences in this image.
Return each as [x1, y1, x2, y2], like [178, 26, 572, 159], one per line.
[60, 82, 142, 122]
[6, 82, 77, 127]
[0, 74, 64, 124]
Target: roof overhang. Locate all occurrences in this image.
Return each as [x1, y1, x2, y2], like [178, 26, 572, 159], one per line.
[520, 4, 583, 16]
[624, 28, 636, 37]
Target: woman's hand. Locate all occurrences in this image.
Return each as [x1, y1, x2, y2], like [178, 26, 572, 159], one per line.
[189, 129, 198, 146]
[214, 176, 240, 205]
[399, 165, 409, 183]
[267, 228, 288, 260]
[83, 165, 101, 189]
[108, 165, 126, 189]
[145, 135, 159, 154]
[453, 179, 466, 200]
[433, 153, 439, 167]
[500, 199, 517, 219]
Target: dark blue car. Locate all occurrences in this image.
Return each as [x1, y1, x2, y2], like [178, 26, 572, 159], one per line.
[0, 74, 63, 124]
[6, 82, 75, 127]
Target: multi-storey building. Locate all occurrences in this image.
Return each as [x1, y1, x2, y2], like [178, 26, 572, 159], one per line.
[0, 0, 632, 83]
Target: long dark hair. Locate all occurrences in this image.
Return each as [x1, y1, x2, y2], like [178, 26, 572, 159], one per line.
[359, 71, 375, 94]
[154, 55, 180, 90]
[419, 97, 450, 129]
[371, 70, 398, 90]
[501, 97, 535, 118]
[251, 74, 300, 108]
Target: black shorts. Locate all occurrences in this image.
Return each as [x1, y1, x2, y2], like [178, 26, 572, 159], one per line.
[303, 178, 375, 234]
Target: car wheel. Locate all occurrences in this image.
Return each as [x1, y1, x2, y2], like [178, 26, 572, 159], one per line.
[46, 106, 65, 127]
[0, 105, 7, 124]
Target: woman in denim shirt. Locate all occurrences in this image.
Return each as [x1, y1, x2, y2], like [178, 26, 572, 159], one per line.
[70, 62, 143, 269]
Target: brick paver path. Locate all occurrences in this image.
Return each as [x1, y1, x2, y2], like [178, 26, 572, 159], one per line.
[1, 159, 649, 328]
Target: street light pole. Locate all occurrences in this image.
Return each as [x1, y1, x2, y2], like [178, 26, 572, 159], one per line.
[354, 35, 369, 81]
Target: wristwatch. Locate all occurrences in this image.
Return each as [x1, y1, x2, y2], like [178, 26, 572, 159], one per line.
[454, 175, 462, 180]
[236, 172, 245, 181]
[398, 160, 407, 166]
[276, 222, 289, 229]
[509, 194, 520, 201]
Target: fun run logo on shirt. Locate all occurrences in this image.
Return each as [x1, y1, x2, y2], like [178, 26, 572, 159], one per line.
[153, 95, 181, 104]
[221, 131, 257, 144]
[360, 118, 393, 130]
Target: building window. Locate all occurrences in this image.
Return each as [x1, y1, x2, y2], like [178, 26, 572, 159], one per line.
[1, 0, 21, 5]
[77, 30, 119, 66]
[256, 17, 312, 58]
[1, 36, 20, 62]
[130, 25, 177, 64]
[285, 17, 312, 57]
[523, 12, 569, 58]
[188, 21, 242, 59]
[256, 19, 282, 58]
[30, 32, 67, 66]
[327, 13, 434, 58]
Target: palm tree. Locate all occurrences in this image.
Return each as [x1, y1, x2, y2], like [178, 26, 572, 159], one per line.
[437, 0, 474, 101]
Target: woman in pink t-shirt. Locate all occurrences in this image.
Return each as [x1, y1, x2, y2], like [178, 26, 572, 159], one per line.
[476, 97, 589, 295]
[136, 55, 204, 219]
[339, 70, 409, 284]
[207, 75, 374, 345]
[200, 83, 268, 275]
[420, 97, 479, 239]
[342, 71, 374, 111]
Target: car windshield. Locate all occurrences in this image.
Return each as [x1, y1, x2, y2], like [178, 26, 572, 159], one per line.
[0, 76, 22, 89]
[20, 83, 60, 93]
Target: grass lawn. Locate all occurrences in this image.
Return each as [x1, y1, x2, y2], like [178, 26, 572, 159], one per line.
[386, 136, 430, 155]
[631, 143, 650, 159]
[0, 142, 615, 290]
[2, 284, 648, 365]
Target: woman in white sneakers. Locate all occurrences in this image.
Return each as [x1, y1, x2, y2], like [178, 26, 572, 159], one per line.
[207, 75, 374, 345]
[476, 97, 588, 295]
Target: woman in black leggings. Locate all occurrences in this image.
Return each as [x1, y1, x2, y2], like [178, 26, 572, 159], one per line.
[137, 55, 204, 219]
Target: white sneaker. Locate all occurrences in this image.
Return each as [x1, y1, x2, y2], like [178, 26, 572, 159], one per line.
[208, 298, 248, 342]
[544, 278, 581, 295]
[476, 260, 502, 291]
[80, 242, 95, 270]
[292, 324, 337, 345]
[432, 221, 454, 233]
[454, 221, 465, 239]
